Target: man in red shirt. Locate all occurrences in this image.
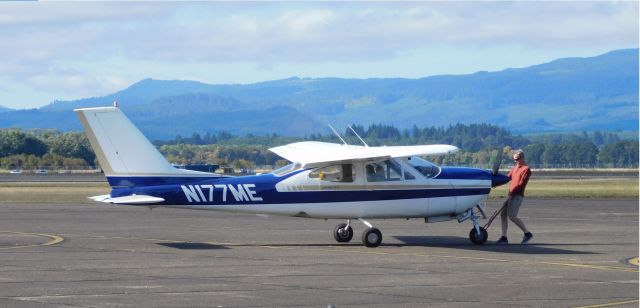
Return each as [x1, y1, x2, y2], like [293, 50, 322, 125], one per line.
[496, 150, 533, 244]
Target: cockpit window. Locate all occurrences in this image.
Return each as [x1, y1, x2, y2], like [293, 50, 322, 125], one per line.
[366, 160, 402, 182]
[309, 164, 354, 182]
[272, 163, 301, 176]
[407, 156, 441, 178]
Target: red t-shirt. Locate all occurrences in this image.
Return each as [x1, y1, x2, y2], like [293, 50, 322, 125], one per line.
[507, 163, 531, 196]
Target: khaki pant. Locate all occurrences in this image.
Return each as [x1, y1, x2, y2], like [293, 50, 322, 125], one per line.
[501, 195, 528, 236]
[502, 195, 524, 218]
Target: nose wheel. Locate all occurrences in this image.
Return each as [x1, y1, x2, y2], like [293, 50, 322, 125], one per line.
[469, 226, 488, 245]
[469, 207, 488, 245]
[457, 207, 489, 245]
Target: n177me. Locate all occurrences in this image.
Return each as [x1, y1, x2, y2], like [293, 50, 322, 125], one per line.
[181, 184, 263, 203]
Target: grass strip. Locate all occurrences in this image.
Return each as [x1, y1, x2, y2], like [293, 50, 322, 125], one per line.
[0, 182, 110, 204]
[490, 178, 638, 199]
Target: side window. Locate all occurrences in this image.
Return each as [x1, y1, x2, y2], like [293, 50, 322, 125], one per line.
[309, 164, 354, 183]
[404, 169, 415, 180]
[366, 160, 402, 182]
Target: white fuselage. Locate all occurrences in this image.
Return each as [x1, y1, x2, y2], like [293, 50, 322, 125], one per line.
[131, 158, 492, 220]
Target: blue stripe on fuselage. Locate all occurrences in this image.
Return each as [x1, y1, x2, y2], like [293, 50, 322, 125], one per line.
[108, 168, 491, 206]
[261, 188, 490, 204]
[436, 167, 492, 180]
[107, 175, 232, 187]
[107, 167, 490, 187]
[111, 172, 490, 205]
[112, 185, 490, 205]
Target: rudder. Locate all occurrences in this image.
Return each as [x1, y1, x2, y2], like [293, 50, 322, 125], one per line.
[75, 107, 206, 178]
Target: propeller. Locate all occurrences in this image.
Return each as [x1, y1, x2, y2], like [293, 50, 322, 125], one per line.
[490, 147, 510, 187]
[491, 147, 504, 176]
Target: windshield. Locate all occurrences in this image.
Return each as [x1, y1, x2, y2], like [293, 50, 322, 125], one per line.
[407, 156, 441, 178]
[271, 163, 301, 176]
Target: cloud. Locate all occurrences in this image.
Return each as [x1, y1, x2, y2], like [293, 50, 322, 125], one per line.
[25, 66, 129, 98]
[3, 2, 635, 65]
[0, 1, 637, 108]
[0, 2, 170, 26]
[190, 3, 633, 61]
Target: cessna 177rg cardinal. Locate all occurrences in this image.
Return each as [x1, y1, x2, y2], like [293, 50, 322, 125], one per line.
[75, 106, 510, 247]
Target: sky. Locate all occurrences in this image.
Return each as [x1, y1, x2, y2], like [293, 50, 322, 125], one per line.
[0, 1, 637, 109]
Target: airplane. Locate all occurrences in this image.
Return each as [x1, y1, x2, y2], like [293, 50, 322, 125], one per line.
[75, 106, 510, 248]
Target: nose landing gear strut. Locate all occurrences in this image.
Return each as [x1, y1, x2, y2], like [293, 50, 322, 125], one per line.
[457, 206, 489, 245]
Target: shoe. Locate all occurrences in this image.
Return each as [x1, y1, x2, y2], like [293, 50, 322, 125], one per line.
[521, 232, 533, 244]
[495, 236, 508, 245]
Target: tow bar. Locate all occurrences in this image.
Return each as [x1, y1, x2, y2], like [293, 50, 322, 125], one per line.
[483, 201, 508, 230]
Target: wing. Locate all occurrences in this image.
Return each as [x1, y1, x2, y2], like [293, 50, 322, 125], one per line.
[269, 141, 459, 168]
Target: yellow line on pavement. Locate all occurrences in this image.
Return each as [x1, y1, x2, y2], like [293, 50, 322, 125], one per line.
[260, 245, 639, 273]
[536, 261, 638, 273]
[574, 299, 639, 308]
[0, 231, 64, 250]
[627, 257, 638, 266]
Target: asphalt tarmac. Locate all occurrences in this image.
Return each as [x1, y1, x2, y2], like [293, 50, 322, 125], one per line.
[0, 197, 637, 307]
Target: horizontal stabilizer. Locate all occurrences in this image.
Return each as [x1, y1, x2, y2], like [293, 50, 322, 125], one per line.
[89, 194, 111, 202]
[89, 194, 165, 205]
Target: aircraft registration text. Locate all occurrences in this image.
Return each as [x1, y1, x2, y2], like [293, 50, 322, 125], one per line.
[181, 184, 263, 203]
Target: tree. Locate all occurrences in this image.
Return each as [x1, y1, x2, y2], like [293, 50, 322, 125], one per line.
[592, 131, 604, 146]
[598, 141, 639, 167]
[523, 143, 545, 166]
[46, 132, 96, 165]
[542, 144, 562, 167]
[0, 129, 47, 157]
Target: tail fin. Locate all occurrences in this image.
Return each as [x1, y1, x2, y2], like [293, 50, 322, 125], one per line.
[74, 107, 208, 179]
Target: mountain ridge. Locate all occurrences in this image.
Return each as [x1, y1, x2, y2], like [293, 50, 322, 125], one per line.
[1, 48, 637, 139]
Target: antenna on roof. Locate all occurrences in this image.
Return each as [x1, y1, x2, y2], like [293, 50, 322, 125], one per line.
[327, 124, 348, 145]
[347, 125, 369, 147]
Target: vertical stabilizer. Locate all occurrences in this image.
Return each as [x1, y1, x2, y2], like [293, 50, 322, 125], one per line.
[74, 107, 203, 177]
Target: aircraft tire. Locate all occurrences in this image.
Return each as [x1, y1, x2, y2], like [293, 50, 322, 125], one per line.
[469, 227, 488, 245]
[333, 223, 353, 243]
[362, 227, 382, 248]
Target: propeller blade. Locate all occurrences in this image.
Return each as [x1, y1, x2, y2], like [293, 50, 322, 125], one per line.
[492, 147, 503, 176]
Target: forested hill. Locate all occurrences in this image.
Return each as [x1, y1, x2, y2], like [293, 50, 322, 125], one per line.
[1, 123, 637, 171]
[0, 49, 637, 139]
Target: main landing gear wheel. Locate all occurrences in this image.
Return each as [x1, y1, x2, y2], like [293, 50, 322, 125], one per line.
[333, 223, 353, 243]
[362, 227, 382, 248]
[469, 226, 488, 245]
